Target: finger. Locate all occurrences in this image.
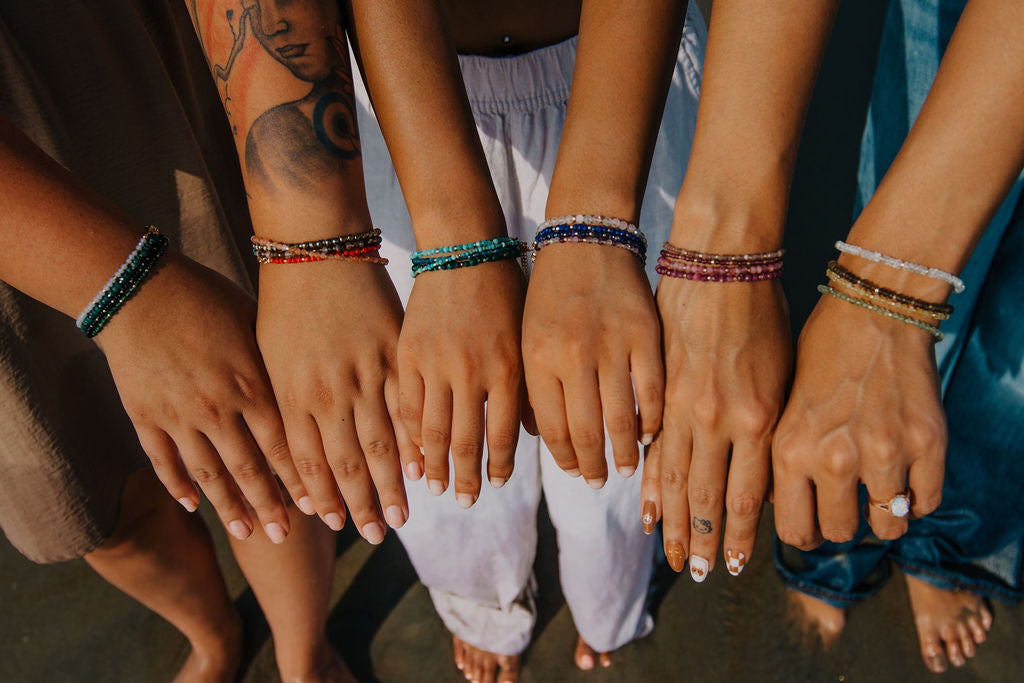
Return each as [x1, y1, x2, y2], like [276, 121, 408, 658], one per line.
[136, 424, 199, 512]
[686, 432, 730, 583]
[398, 357, 426, 448]
[908, 450, 945, 519]
[563, 371, 607, 487]
[658, 416, 692, 573]
[485, 388, 519, 488]
[598, 359, 640, 478]
[177, 430, 254, 540]
[771, 435, 824, 550]
[524, 366, 577, 474]
[282, 410, 347, 531]
[420, 381, 453, 496]
[319, 408, 386, 544]
[862, 453, 910, 541]
[353, 390, 407, 530]
[208, 415, 291, 543]
[450, 385, 485, 508]
[520, 382, 538, 436]
[242, 390, 311, 516]
[813, 442, 861, 544]
[721, 441, 769, 577]
[385, 373, 424, 482]
[630, 339, 665, 446]
[640, 439, 662, 535]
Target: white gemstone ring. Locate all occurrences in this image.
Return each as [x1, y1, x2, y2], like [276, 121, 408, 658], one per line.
[869, 490, 912, 518]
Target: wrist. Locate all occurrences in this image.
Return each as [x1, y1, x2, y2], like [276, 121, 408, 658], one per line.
[670, 177, 789, 253]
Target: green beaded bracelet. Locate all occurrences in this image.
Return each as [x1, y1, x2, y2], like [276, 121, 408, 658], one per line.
[817, 284, 942, 341]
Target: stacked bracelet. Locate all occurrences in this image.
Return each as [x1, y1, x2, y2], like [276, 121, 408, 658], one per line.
[656, 243, 784, 282]
[818, 284, 943, 340]
[834, 240, 965, 293]
[532, 215, 647, 263]
[825, 261, 952, 320]
[410, 237, 526, 277]
[251, 228, 388, 265]
[77, 226, 169, 338]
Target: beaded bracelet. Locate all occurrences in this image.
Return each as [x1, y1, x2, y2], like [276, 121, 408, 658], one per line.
[825, 261, 952, 320]
[532, 220, 648, 263]
[537, 214, 640, 234]
[656, 243, 784, 282]
[835, 241, 964, 293]
[251, 228, 388, 265]
[818, 284, 943, 341]
[410, 237, 526, 277]
[77, 226, 169, 338]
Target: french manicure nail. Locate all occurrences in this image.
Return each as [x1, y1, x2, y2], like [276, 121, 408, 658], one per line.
[642, 501, 656, 534]
[690, 555, 709, 583]
[264, 522, 287, 544]
[725, 550, 746, 576]
[617, 464, 636, 478]
[384, 505, 406, 528]
[489, 476, 506, 489]
[641, 433, 654, 446]
[177, 497, 197, 513]
[456, 492, 476, 509]
[362, 522, 385, 545]
[665, 543, 686, 572]
[228, 519, 251, 540]
[586, 478, 605, 490]
[406, 461, 423, 480]
[566, 467, 581, 478]
[295, 496, 315, 516]
[323, 512, 344, 531]
[428, 479, 445, 496]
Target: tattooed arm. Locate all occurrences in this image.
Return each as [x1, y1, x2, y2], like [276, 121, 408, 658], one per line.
[186, 0, 411, 542]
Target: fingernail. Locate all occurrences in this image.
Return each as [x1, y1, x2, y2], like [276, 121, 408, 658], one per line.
[579, 654, 594, 670]
[690, 555, 709, 583]
[566, 467, 581, 478]
[228, 519, 251, 540]
[617, 464, 636, 478]
[642, 501, 656, 534]
[641, 433, 654, 446]
[586, 478, 605, 490]
[384, 505, 406, 528]
[666, 543, 686, 572]
[456, 492, 476, 509]
[362, 521, 385, 545]
[264, 522, 287, 544]
[929, 655, 947, 673]
[489, 476, 506, 489]
[725, 550, 747, 576]
[177, 497, 197, 513]
[295, 496, 315, 516]
[406, 461, 423, 480]
[323, 512, 344, 531]
[428, 479, 445, 496]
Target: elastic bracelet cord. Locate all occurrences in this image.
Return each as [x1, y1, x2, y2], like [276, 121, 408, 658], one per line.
[532, 216, 648, 264]
[251, 228, 388, 265]
[818, 284, 943, 341]
[656, 243, 784, 282]
[825, 261, 952, 320]
[410, 237, 526, 278]
[77, 226, 169, 338]
[834, 240, 965, 293]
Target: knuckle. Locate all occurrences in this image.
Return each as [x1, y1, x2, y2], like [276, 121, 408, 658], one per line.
[915, 493, 942, 516]
[362, 438, 395, 462]
[727, 492, 763, 518]
[735, 401, 777, 442]
[872, 522, 905, 541]
[661, 467, 687, 492]
[295, 457, 327, 478]
[488, 428, 519, 454]
[690, 484, 722, 510]
[572, 429, 603, 452]
[454, 476, 479, 492]
[422, 426, 451, 447]
[823, 445, 858, 478]
[607, 412, 637, 436]
[192, 465, 226, 485]
[690, 394, 721, 431]
[541, 427, 570, 450]
[399, 402, 422, 423]
[278, 390, 301, 413]
[907, 417, 945, 453]
[264, 438, 292, 465]
[331, 457, 366, 480]
[639, 382, 664, 409]
[821, 527, 855, 544]
[777, 527, 814, 548]
[193, 390, 223, 425]
[450, 438, 482, 461]
[313, 380, 334, 410]
[230, 460, 267, 484]
[233, 373, 261, 409]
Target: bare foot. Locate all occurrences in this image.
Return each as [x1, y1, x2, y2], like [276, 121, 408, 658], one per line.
[172, 613, 242, 683]
[573, 635, 612, 670]
[785, 588, 846, 648]
[452, 635, 520, 683]
[904, 573, 993, 674]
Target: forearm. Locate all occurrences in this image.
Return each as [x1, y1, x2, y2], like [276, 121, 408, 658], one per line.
[547, 0, 688, 221]
[672, 0, 839, 250]
[0, 114, 172, 317]
[346, 0, 505, 247]
[843, 0, 1024, 301]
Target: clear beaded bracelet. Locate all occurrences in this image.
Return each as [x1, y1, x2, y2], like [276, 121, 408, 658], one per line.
[834, 241, 965, 293]
[410, 237, 526, 277]
[818, 284, 943, 341]
[77, 226, 169, 338]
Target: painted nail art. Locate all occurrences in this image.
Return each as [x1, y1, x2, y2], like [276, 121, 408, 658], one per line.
[725, 550, 746, 576]
[642, 501, 656, 534]
[665, 543, 686, 572]
[690, 555, 709, 583]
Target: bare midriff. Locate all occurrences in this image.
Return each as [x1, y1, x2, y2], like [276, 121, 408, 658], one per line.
[442, 0, 582, 56]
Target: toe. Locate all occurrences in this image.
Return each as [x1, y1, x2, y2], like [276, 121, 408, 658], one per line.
[945, 636, 966, 668]
[956, 621, 975, 658]
[497, 656, 520, 683]
[599, 652, 612, 668]
[980, 603, 994, 631]
[920, 632, 948, 674]
[453, 637, 465, 671]
[966, 615, 987, 644]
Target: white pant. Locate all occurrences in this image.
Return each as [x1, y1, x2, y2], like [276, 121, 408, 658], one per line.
[354, 3, 705, 655]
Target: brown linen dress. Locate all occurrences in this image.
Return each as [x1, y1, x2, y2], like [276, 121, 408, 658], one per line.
[0, 0, 255, 562]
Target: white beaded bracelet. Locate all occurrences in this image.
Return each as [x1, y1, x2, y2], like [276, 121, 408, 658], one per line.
[538, 214, 641, 235]
[835, 241, 965, 293]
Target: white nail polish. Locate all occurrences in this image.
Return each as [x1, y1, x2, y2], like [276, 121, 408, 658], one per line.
[641, 433, 654, 446]
[177, 497, 197, 513]
[725, 550, 746, 576]
[690, 555, 709, 583]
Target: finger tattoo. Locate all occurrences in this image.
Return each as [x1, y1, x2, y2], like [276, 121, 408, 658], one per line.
[693, 517, 712, 534]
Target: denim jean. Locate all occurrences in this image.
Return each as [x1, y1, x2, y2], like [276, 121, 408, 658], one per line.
[775, 0, 1024, 607]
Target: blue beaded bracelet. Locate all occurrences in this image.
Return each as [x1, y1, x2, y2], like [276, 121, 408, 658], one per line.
[77, 226, 169, 338]
[410, 237, 526, 277]
[532, 221, 647, 263]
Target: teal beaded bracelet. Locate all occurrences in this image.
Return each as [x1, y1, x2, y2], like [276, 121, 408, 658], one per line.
[77, 226, 169, 338]
[410, 237, 526, 278]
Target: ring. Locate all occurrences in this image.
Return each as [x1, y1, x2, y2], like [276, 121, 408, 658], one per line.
[868, 490, 912, 518]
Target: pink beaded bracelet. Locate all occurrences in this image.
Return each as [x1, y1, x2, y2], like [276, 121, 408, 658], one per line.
[657, 243, 784, 282]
